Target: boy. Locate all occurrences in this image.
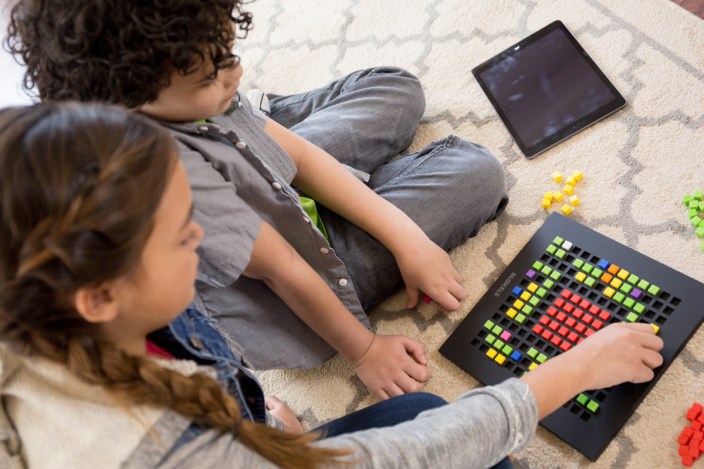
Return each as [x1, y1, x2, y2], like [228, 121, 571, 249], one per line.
[6, 0, 508, 399]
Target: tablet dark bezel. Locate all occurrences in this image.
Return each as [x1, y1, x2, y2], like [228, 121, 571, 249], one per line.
[472, 20, 626, 159]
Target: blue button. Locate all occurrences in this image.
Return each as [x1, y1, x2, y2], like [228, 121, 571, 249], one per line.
[510, 351, 522, 361]
[511, 286, 522, 296]
[597, 259, 610, 269]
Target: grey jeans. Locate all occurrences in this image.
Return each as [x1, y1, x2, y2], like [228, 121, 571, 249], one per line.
[269, 67, 508, 310]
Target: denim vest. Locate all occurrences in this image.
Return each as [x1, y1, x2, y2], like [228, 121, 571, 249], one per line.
[147, 308, 267, 452]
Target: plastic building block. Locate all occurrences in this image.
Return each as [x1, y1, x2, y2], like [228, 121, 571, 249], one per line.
[552, 172, 563, 182]
[572, 170, 584, 181]
[569, 195, 580, 206]
[542, 198, 552, 209]
[553, 191, 564, 202]
[561, 204, 573, 215]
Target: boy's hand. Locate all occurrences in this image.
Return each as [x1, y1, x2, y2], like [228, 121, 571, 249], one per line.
[352, 334, 430, 400]
[565, 322, 664, 390]
[395, 237, 467, 312]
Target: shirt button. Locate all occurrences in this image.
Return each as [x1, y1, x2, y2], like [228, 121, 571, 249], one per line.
[320, 247, 329, 254]
[303, 217, 311, 223]
[338, 279, 348, 287]
[198, 125, 209, 132]
[272, 182, 282, 190]
[235, 141, 247, 149]
[189, 336, 204, 349]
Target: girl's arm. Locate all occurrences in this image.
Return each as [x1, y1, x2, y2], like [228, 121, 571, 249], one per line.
[263, 118, 467, 311]
[244, 220, 430, 399]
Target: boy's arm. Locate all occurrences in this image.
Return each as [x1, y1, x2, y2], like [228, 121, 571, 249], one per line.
[244, 220, 430, 399]
[263, 118, 466, 311]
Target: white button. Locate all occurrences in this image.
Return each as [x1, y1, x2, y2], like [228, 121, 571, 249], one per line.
[271, 182, 282, 190]
[338, 279, 348, 287]
[320, 247, 329, 254]
[303, 217, 311, 223]
[198, 125, 209, 132]
[236, 141, 247, 149]
[562, 241, 573, 250]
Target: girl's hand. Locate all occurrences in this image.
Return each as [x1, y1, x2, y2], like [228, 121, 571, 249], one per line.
[394, 237, 467, 311]
[353, 334, 430, 400]
[265, 396, 304, 434]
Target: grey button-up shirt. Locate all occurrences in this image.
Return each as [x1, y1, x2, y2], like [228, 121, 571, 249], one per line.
[161, 95, 370, 369]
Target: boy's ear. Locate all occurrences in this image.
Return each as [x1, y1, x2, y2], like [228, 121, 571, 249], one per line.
[73, 282, 121, 323]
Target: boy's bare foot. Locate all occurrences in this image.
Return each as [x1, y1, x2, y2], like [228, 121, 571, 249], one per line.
[265, 395, 304, 434]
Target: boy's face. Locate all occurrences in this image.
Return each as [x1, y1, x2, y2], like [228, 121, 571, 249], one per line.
[139, 55, 243, 122]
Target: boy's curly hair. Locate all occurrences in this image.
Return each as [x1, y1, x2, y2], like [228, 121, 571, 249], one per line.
[5, 0, 253, 108]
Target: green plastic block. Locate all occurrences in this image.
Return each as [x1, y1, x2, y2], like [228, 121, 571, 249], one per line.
[502, 345, 513, 355]
[700, 201, 704, 211]
[536, 287, 547, 297]
[613, 292, 625, 303]
[683, 194, 693, 205]
[585, 277, 596, 287]
[555, 248, 566, 259]
[690, 208, 700, 219]
[634, 303, 646, 314]
[515, 313, 526, 324]
[694, 190, 703, 200]
[620, 283, 633, 294]
[485, 334, 496, 344]
[587, 400, 600, 413]
[522, 305, 533, 315]
[591, 268, 603, 278]
[537, 353, 548, 364]
[582, 263, 593, 273]
[626, 312, 639, 322]
[546, 244, 557, 254]
[627, 273, 640, 285]
[696, 226, 704, 239]
[691, 200, 701, 209]
[527, 348, 539, 359]
[623, 297, 636, 308]
[637, 279, 650, 290]
[541, 265, 553, 275]
[553, 236, 564, 245]
[529, 296, 540, 306]
[550, 271, 561, 281]
[533, 260, 544, 270]
[692, 216, 703, 227]
[647, 284, 661, 296]
[573, 259, 584, 268]
[576, 393, 589, 405]
[543, 279, 555, 289]
[492, 325, 502, 335]
[484, 320, 495, 330]
[494, 339, 505, 350]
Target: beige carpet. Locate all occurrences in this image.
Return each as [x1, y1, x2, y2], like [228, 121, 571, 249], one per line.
[239, 1, 704, 467]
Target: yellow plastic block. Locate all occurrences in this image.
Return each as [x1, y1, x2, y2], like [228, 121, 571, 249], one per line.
[552, 172, 563, 183]
[572, 171, 584, 181]
[569, 195, 580, 206]
[553, 191, 564, 202]
[617, 269, 630, 280]
[566, 176, 576, 185]
[561, 204, 573, 215]
[651, 324, 660, 335]
[604, 287, 615, 298]
[528, 362, 539, 371]
[520, 291, 531, 301]
[575, 272, 587, 282]
[563, 184, 575, 196]
[543, 191, 554, 201]
[527, 283, 538, 293]
[610, 278, 623, 289]
[541, 198, 552, 209]
[506, 308, 517, 318]
[494, 354, 506, 365]
[513, 300, 525, 309]
[486, 348, 498, 359]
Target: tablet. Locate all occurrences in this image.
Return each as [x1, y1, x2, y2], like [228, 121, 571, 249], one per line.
[473, 21, 626, 159]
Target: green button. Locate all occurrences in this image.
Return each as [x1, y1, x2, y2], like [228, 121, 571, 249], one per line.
[553, 236, 564, 245]
[533, 260, 544, 270]
[484, 320, 495, 330]
[502, 345, 513, 355]
[613, 292, 625, 303]
[543, 279, 555, 289]
[587, 400, 600, 413]
[576, 393, 588, 405]
[536, 287, 547, 297]
[541, 265, 552, 275]
[555, 248, 566, 259]
[537, 353, 548, 364]
[546, 245, 557, 254]
[492, 325, 502, 335]
[592, 268, 603, 278]
[573, 259, 584, 268]
[620, 283, 633, 294]
[485, 334, 496, 344]
[634, 303, 646, 314]
[550, 271, 561, 281]
[527, 348, 538, 358]
[585, 277, 596, 287]
[637, 279, 650, 290]
[494, 339, 504, 350]
[516, 313, 526, 324]
[623, 297, 635, 308]
[529, 296, 540, 306]
[582, 263, 593, 273]
[647, 284, 661, 296]
[626, 312, 638, 322]
[683, 194, 693, 205]
[522, 305, 533, 315]
[627, 274, 640, 285]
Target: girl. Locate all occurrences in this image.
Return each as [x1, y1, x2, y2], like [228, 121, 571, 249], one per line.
[0, 103, 664, 468]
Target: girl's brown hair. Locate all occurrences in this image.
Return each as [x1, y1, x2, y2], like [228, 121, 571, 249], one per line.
[0, 103, 349, 468]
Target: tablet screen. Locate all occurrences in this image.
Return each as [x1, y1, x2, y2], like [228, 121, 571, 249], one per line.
[473, 21, 625, 158]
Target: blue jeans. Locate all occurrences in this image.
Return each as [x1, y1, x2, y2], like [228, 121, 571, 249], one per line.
[269, 67, 508, 309]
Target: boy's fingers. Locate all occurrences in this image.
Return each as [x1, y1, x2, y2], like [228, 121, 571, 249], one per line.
[406, 287, 419, 309]
[449, 281, 467, 302]
[402, 336, 428, 366]
[641, 349, 664, 369]
[383, 382, 405, 398]
[395, 373, 425, 394]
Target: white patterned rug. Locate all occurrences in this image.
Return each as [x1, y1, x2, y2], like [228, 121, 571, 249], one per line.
[240, 1, 704, 467]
